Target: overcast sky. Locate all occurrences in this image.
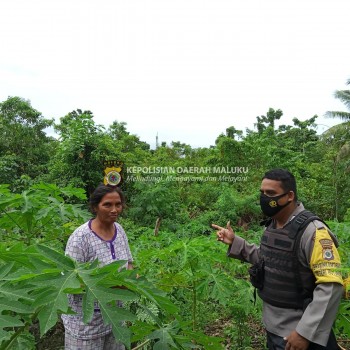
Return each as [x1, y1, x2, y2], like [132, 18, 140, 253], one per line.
[0, 0, 349, 148]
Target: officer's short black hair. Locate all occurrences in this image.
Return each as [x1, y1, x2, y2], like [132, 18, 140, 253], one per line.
[263, 169, 297, 201]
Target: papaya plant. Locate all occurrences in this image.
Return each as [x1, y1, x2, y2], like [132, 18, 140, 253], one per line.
[0, 242, 224, 350]
[0, 184, 224, 349]
[0, 183, 89, 247]
[132, 228, 261, 347]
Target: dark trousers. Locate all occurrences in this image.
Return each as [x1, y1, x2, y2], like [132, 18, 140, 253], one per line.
[266, 330, 340, 350]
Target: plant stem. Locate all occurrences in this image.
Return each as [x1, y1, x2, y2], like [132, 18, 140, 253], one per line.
[132, 339, 151, 350]
[192, 285, 197, 331]
[189, 260, 197, 331]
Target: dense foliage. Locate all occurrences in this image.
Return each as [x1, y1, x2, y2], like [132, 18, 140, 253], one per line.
[0, 90, 349, 349]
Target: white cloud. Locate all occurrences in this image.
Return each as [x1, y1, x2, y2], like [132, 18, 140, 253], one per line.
[1, 0, 349, 148]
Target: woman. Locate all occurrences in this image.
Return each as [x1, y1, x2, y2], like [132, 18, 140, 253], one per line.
[62, 184, 133, 350]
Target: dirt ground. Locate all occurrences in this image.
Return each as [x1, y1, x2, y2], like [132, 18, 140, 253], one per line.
[34, 321, 64, 350]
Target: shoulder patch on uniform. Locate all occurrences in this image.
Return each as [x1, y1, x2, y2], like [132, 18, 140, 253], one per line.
[310, 228, 343, 285]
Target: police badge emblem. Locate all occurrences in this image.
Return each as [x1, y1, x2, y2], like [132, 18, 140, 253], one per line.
[319, 238, 334, 261]
[103, 160, 123, 186]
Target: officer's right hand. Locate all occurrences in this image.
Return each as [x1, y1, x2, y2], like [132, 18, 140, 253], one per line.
[212, 221, 235, 245]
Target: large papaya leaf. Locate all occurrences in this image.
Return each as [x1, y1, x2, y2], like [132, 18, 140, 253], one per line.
[0, 314, 24, 349]
[0, 263, 15, 279]
[59, 185, 87, 200]
[0, 194, 22, 211]
[56, 203, 71, 221]
[163, 237, 221, 273]
[178, 328, 224, 350]
[30, 183, 61, 194]
[106, 269, 179, 315]
[24, 256, 59, 273]
[35, 206, 54, 221]
[196, 267, 235, 304]
[0, 212, 26, 237]
[146, 320, 224, 350]
[0, 244, 41, 268]
[0, 315, 24, 329]
[31, 272, 82, 335]
[91, 259, 128, 277]
[36, 244, 75, 270]
[21, 191, 34, 214]
[0, 282, 34, 302]
[79, 263, 135, 325]
[147, 323, 179, 350]
[10, 245, 82, 336]
[3, 268, 62, 283]
[3, 332, 35, 350]
[0, 329, 9, 344]
[130, 320, 157, 343]
[0, 298, 33, 314]
[0, 315, 24, 343]
[100, 305, 133, 350]
[77, 266, 137, 349]
[82, 283, 94, 324]
[166, 240, 189, 269]
[21, 212, 35, 235]
[68, 203, 90, 219]
[335, 301, 350, 336]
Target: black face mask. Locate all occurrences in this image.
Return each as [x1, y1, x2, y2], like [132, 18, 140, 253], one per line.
[260, 192, 291, 217]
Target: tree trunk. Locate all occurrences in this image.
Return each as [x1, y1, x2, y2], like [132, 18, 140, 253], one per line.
[154, 217, 161, 236]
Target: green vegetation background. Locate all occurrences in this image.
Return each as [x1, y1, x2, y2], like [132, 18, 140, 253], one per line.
[0, 90, 349, 349]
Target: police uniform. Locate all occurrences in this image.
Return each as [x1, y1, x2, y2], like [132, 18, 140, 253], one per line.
[227, 203, 343, 347]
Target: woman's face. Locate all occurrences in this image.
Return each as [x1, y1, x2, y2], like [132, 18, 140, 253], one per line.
[94, 191, 123, 224]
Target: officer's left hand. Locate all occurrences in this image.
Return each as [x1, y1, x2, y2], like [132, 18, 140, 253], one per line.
[284, 330, 309, 350]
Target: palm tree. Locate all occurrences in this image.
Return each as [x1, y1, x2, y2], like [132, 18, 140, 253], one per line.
[326, 78, 350, 120]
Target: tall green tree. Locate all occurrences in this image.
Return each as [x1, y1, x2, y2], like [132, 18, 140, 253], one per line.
[279, 116, 318, 154]
[107, 121, 150, 165]
[0, 97, 54, 186]
[49, 110, 110, 195]
[255, 108, 283, 134]
[244, 110, 284, 172]
[315, 122, 350, 219]
[49, 115, 151, 195]
[326, 78, 350, 120]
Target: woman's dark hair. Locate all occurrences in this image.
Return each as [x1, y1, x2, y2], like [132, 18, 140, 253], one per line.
[262, 168, 298, 201]
[89, 184, 125, 214]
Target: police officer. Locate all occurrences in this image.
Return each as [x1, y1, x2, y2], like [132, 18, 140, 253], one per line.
[212, 169, 343, 350]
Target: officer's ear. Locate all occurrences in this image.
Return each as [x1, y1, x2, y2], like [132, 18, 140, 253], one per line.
[287, 191, 295, 202]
